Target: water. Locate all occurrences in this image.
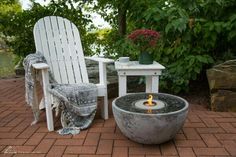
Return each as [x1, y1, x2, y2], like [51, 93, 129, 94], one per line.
[0, 50, 15, 77]
[115, 93, 186, 114]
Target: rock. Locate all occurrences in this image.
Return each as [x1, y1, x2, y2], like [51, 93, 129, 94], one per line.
[207, 60, 236, 112]
[207, 60, 236, 92]
[210, 90, 236, 112]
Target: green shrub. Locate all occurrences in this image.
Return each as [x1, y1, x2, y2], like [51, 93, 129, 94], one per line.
[95, 0, 236, 93]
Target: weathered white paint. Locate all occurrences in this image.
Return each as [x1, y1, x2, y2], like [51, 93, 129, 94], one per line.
[32, 16, 114, 131]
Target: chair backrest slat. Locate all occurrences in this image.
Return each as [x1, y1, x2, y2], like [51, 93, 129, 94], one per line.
[49, 16, 69, 83]
[34, 19, 53, 74]
[72, 24, 89, 83]
[33, 16, 89, 84]
[57, 17, 76, 84]
[64, 18, 83, 83]
[34, 25, 43, 53]
[43, 17, 62, 83]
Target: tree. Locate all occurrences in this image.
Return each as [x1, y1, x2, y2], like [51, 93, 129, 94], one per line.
[0, 0, 21, 13]
[93, 0, 131, 37]
[0, 0, 22, 42]
[0, 0, 94, 57]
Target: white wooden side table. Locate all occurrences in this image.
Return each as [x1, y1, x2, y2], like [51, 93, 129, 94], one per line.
[115, 61, 165, 96]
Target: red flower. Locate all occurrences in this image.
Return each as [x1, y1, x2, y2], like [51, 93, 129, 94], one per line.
[128, 29, 160, 52]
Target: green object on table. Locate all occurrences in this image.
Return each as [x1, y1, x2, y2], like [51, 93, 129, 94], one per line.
[139, 51, 153, 64]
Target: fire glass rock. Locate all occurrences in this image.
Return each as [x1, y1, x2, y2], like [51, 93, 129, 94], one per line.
[112, 93, 189, 144]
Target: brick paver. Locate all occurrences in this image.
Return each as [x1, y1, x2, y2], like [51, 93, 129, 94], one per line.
[96, 139, 113, 154]
[112, 147, 128, 157]
[0, 78, 236, 156]
[178, 147, 196, 157]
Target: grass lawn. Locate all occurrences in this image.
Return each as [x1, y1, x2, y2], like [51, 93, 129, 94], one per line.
[0, 49, 15, 78]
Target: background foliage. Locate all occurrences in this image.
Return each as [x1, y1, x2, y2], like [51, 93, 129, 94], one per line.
[1, 0, 235, 93]
[92, 0, 236, 93]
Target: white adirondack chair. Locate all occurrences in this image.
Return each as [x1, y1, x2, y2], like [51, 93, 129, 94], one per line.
[31, 16, 113, 131]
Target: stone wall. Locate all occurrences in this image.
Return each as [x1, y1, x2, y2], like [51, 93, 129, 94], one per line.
[18, 59, 143, 98]
[86, 59, 118, 85]
[86, 60, 145, 98]
[86, 59, 118, 98]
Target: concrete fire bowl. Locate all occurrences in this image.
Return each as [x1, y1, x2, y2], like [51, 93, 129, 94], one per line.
[112, 93, 189, 144]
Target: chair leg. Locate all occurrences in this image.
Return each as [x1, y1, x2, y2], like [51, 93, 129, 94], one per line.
[101, 94, 109, 120]
[44, 94, 54, 131]
[41, 69, 54, 131]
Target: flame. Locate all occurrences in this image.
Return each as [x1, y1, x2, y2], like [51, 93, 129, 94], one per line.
[147, 95, 153, 106]
[147, 95, 153, 113]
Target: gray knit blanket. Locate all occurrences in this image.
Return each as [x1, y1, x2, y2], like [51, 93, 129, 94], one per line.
[23, 53, 97, 135]
[49, 83, 97, 135]
[23, 53, 47, 125]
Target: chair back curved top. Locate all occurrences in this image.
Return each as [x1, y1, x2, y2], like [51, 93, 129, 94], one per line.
[33, 16, 89, 84]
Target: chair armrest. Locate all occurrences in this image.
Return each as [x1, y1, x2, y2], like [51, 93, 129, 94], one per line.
[32, 63, 49, 69]
[85, 56, 114, 87]
[85, 56, 114, 63]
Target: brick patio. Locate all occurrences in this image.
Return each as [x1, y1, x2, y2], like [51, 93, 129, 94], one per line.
[0, 78, 236, 157]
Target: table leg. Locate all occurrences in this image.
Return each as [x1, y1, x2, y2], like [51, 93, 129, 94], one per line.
[152, 76, 159, 93]
[146, 76, 159, 93]
[119, 75, 127, 96]
[146, 76, 152, 93]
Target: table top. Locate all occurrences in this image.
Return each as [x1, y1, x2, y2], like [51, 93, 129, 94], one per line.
[115, 61, 165, 70]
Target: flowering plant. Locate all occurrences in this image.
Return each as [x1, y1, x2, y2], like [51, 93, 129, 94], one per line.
[128, 29, 160, 52]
